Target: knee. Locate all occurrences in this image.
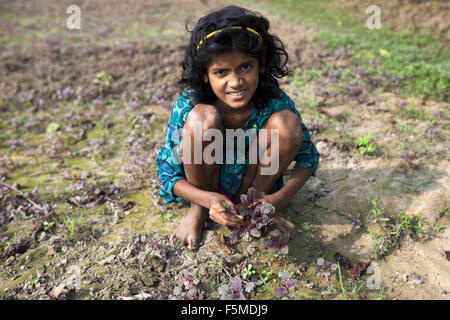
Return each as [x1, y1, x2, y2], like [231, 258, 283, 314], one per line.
[185, 104, 222, 132]
[267, 110, 303, 148]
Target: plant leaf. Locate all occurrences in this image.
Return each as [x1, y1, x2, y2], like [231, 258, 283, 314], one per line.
[250, 228, 261, 238]
[232, 278, 242, 293]
[280, 270, 290, 280]
[334, 252, 351, 270]
[349, 261, 370, 278]
[46, 122, 60, 133]
[275, 287, 287, 297]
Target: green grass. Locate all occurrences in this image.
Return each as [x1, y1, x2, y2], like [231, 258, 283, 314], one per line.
[247, 0, 450, 101]
[399, 212, 427, 234]
[292, 69, 322, 87]
[367, 199, 428, 259]
[403, 105, 431, 121]
[394, 123, 417, 135]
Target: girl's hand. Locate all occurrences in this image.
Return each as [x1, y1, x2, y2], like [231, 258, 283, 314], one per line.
[260, 195, 296, 238]
[260, 193, 282, 211]
[270, 215, 296, 238]
[208, 193, 244, 227]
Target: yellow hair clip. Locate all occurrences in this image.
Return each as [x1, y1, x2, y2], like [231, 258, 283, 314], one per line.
[196, 26, 262, 51]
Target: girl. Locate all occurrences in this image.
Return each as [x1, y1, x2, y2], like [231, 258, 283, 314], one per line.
[156, 5, 320, 249]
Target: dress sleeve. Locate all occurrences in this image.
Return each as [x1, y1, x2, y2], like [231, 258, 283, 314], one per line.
[278, 91, 320, 176]
[293, 120, 320, 176]
[156, 92, 194, 204]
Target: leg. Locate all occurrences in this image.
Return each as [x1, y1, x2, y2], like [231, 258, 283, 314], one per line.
[235, 109, 302, 199]
[171, 104, 222, 249]
[236, 110, 302, 236]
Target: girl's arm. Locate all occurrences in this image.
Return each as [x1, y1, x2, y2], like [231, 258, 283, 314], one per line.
[172, 179, 213, 209]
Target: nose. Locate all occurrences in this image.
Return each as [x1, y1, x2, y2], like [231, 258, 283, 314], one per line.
[228, 72, 243, 89]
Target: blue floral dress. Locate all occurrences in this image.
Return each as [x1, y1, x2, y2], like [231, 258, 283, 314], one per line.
[156, 89, 320, 204]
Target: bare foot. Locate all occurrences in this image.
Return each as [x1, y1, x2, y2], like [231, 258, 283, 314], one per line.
[170, 204, 208, 250]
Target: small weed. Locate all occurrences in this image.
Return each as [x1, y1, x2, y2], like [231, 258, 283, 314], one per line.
[1, 233, 17, 252]
[355, 134, 376, 155]
[369, 200, 387, 223]
[367, 200, 399, 259]
[243, 263, 256, 279]
[259, 269, 274, 282]
[96, 71, 113, 86]
[43, 220, 55, 231]
[299, 221, 314, 240]
[367, 200, 428, 259]
[399, 212, 427, 234]
[61, 216, 76, 239]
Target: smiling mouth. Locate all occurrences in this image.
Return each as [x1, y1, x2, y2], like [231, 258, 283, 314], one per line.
[227, 88, 247, 97]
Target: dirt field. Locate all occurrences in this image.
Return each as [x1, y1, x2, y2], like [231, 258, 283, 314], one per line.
[0, 0, 449, 300]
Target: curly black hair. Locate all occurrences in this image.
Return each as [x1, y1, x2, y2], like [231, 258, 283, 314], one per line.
[178, 5, 289, 108]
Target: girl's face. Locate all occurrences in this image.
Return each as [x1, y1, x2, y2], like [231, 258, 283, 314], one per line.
[204, 50, 263, 111]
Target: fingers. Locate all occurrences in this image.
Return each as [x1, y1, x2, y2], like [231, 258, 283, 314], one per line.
[209, 202, 243, 227]
[220, 200, 238, 215]
[273, 215, 295, 230]
[270, 215, 296, 239]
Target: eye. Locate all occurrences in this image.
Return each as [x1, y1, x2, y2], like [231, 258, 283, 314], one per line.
[213, 69, 226, 76]
[241, 64, 252, 71]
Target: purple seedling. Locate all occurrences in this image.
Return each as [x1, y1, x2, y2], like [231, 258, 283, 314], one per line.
[275, 270, 297, 298]
[228, 187, 274, 243]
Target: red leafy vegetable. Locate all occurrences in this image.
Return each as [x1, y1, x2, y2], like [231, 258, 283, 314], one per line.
[229, 188, 274, 243]
[334, 252, 351, 270]
[349, 262, 370, 279]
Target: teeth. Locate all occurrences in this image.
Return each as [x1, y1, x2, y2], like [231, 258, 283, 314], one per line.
[228, 89, 246, 96]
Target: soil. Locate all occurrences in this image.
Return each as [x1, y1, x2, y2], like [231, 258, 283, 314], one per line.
[0, 0, 449, 300]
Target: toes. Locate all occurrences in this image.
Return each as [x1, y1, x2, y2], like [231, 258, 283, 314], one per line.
[192, 239, 200, 251]
[170, 232, 182, 249]
[185, 238, 199, 251]
[170, 225, 204, 251]
[169, 232, 176, 245]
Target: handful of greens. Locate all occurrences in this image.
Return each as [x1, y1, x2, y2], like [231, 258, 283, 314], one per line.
[228, 187, 275, 243]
